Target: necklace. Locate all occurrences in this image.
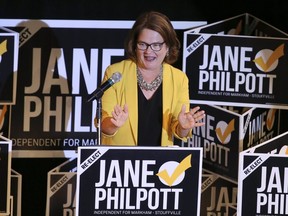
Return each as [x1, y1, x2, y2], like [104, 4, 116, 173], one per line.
[137, 66, 163, 91]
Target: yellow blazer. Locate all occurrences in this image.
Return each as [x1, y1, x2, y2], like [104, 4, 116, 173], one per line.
[100, 59, 191, 146]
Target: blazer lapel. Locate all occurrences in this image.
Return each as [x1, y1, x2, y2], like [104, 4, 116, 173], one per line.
[125, 63, 138, 144]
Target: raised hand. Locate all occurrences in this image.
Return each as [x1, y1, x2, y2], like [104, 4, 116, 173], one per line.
[111, 104, 129, 127]
[177, 105, 205, 137]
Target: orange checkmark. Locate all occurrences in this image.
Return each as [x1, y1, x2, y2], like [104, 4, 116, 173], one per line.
[0, 40, 7, 56]
[215, 119, 235, 144]
[266, 109, 276, 130]
[156, 154, 192, 187]
[253, 44, 284, 72]
[234, 20, 242, 35]
[0, 105, 7, 126]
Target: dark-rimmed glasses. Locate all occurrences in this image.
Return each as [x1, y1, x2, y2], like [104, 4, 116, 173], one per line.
[137, 41, 165, 51]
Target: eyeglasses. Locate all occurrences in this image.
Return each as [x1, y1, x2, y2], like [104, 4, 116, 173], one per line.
[137, 41, 165, 51]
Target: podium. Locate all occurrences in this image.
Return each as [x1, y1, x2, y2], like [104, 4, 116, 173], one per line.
[75, 146, 203, 216]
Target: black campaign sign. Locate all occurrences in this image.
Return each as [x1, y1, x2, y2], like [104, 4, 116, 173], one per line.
[0, 19, 202, 158]
[0, 136, 11, 215]
[238, 153, 288, 215]
[184, 34, 288, 109]
[0, 32, 18, 105]
[76, 146, 203, 216]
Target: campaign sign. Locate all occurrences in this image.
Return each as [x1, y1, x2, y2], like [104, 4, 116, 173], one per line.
[187, 13, 288, 38]
[46, 157, 77, 216]
[0, 19, 205, 158]
[0, 29, 18, 105]
[181, 104, 280, 182]
[183, 14, 288, 109]
[0, 135, 12, 215]
[201, 173, 237, 215]
[76, 146, 203, 216]
[238, 152, 288, 215]
[243, 130, 288, 155]
[227, 204, 237, 216]
[10, 169, 22, 216]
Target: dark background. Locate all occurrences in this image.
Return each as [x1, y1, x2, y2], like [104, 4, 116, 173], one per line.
[1, 0, 288, 215]
[0, 0, 287, 33]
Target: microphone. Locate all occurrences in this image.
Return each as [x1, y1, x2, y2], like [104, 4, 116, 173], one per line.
[87, 72, 122, 102]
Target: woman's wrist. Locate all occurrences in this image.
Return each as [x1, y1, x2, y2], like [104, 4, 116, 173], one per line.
[176, 124, 189, 138]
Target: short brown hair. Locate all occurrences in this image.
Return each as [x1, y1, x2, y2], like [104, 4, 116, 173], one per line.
[125, 11, 181, 64]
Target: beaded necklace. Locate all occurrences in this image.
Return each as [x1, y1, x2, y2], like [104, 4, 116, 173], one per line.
[136, 66, 163, 91]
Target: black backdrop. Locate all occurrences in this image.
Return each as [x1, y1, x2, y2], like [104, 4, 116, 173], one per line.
[1, 0, 288, 215]
[0, 0, 287, 33]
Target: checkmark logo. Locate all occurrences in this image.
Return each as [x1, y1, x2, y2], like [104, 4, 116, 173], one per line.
[156, 154, 192, 187]
[228, 20, 242, 35]
[0, 105, 7, 130]
[0, 40, 7, 55]
[0, 40, 7, 63]
[279, 145, 288, 155]
[215, 119, 235, 144]
[266, 109, 276, 131]
[253, 44, 284, 72]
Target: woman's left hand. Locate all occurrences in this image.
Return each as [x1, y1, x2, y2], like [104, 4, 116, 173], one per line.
[177, 105, 205, 137]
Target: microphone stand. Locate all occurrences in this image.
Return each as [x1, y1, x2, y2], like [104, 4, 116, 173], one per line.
[95, 98, 102, 145]
[89, 90, 104, 146]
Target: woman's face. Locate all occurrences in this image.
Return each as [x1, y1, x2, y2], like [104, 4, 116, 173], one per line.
[136, 28, 168, 71]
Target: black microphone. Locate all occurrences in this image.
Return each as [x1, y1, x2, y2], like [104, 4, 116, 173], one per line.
[87, 72, 122, 102]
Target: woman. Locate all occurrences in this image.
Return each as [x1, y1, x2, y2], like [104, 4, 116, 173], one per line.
[99, 11, 205, 146]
